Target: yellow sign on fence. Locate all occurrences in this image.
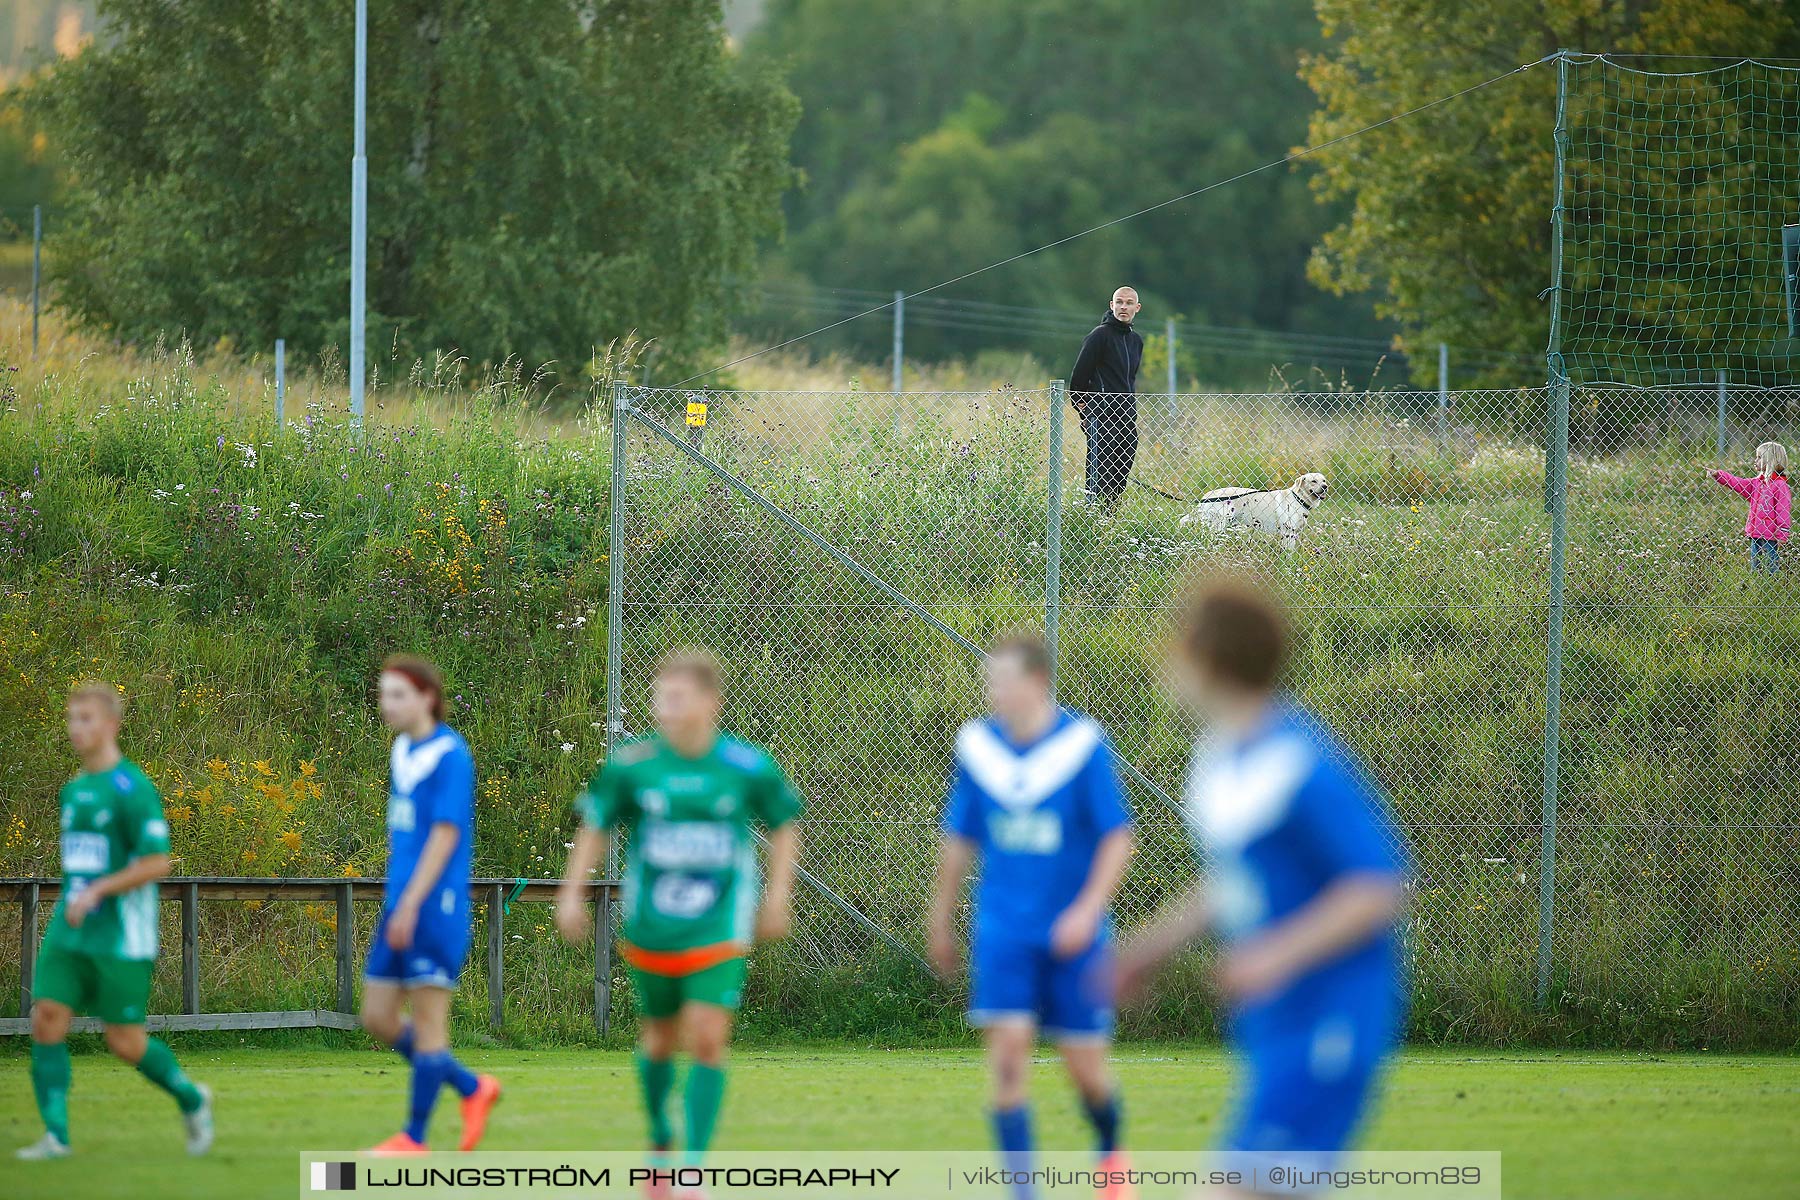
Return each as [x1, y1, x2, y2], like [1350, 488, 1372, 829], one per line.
[686, 401, 708, 428]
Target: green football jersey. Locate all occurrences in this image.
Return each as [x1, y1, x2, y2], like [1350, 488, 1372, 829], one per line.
[44, 759, 171, 961]
[577, 732, 802, 953]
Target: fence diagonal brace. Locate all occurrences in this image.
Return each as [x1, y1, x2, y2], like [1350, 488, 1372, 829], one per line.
[625, 405, 987, 658]
[624, 403, 1184, 819]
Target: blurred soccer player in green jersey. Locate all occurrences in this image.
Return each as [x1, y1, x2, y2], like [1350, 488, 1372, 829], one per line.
[17, 682, 213, 1161]
[557, 648, 801, 1200]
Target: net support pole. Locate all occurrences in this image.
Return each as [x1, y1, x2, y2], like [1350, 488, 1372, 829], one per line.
[275, 339, 286, 427]
[1716, 370, 1728, 459]
[1535, 49, 1573, 1010]
[348, 0, 367, 425]
[1046, 380, 1066, 698]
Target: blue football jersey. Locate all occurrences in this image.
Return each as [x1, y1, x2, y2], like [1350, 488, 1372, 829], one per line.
[1185, 701, 1407, 1030]
[943, 708, 1133, 946]
[384, 723, 476, 923]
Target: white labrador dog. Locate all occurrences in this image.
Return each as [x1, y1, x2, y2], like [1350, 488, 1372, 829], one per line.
[1180, 472, 1329, 550]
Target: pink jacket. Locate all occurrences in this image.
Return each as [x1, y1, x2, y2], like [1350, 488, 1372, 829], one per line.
[1713, 470, 1791, 542]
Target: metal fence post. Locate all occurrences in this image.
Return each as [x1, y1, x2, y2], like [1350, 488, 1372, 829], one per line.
[1165, 318, 1178, 424]
[1716, 370, 1728, 459]
[275, 339, 286, 427]
[1046, 380, 1066, 697]
[1438, 343, 1450, 448]
[892, 291, 905, 393]
[1537, 372, 1570, 1007]
[30, 205, 41, 359]
[607, 381, 628, 751]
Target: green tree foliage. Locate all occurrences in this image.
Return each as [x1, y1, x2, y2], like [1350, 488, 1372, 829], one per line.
[1302, 0, 1800, 385]
[746, 0, 1384, 364]
[0, 94, 57, 217]
[29, 0, 798, 380]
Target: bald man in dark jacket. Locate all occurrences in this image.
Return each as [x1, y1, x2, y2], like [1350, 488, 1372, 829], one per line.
[1069, 286, 1143, 508]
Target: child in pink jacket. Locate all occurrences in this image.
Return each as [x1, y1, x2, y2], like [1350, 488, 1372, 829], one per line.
[1710, 441, 1791, 573]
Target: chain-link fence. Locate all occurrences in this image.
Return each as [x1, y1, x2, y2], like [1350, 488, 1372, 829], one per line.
[605, 379, 1800, 1031]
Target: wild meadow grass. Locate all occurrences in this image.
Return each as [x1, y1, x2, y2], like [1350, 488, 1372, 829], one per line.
[0, 317, 1794, 1048]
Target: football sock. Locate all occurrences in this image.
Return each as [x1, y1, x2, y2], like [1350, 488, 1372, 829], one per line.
[1082, 1090, 1122, 1155]
[636, 1050, 676, 1149]
[390, 1024, 415, 1063]
[406, 1050, 453, 1144]
[992, 1105, 1036, 1200]
[442, 1052, 480, 1099]
[137, 1037, 205, 1114]
[29, 1041, 71, 1145]
[682, 1062, 727, 1163]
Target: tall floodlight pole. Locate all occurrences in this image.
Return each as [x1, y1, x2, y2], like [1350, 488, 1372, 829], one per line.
[348, 0, 368, 423]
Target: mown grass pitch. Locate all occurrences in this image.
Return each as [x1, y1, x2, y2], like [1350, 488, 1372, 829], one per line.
[1, 1043, 1795, 1199]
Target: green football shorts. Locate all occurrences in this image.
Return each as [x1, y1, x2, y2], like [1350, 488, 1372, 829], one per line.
[627, 955, 748, 1019]
[33, 942, 156, 1025]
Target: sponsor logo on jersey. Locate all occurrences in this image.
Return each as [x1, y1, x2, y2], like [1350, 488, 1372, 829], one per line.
[61, 831, 110, 875]
[387, 794, 417, 833]
[988, 810, 1064, 855]
[642, 821, 735, 870]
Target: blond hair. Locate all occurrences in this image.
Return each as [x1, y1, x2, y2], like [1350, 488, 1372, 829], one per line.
[655, 647, 723, 694]
[69, 680, 124, 719]
[1756, 442, 1788, 479]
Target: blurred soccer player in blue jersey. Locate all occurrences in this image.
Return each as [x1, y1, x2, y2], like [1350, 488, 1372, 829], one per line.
[359, 655, 501, 1154]
[929, 631, 1137, 1200]
[1119, 581, 1408, 1197]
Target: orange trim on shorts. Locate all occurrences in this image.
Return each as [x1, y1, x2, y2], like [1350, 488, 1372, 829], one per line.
[619, 939, 746, 977]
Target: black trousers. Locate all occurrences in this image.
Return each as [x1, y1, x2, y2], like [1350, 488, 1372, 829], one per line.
[1080, 395, 1138, 505]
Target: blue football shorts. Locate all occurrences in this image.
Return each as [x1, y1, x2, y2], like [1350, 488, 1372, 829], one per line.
[1220, 993, 1403, 1181]
[967, 933, 1114, 1042]
[363, 908, 471, 991]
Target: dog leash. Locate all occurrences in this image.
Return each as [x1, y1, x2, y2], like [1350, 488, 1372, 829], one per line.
[1128, 475, 1195, 504]
[1129, 475, 1276, 506]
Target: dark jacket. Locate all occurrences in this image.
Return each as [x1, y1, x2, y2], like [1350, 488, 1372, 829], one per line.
[1069, 312, 1142, 399]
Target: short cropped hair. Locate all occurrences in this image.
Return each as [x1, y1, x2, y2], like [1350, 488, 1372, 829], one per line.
[990, 629, 1051, 680]
[382, 654, 446, 719]
[1179, 579, 1289, 692]
[656, 647, 723, 694]
[69, 680, 124, 719]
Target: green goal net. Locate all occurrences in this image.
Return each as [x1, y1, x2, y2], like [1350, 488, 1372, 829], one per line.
[1552, 55, 1800, 389]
